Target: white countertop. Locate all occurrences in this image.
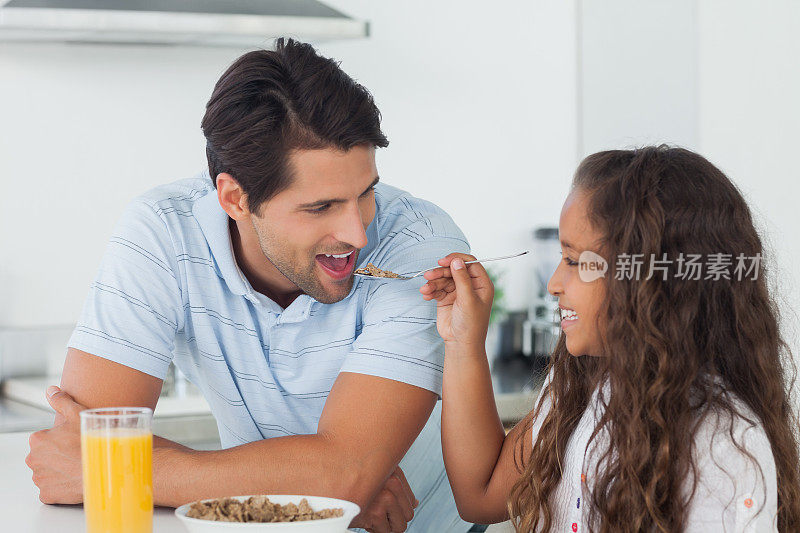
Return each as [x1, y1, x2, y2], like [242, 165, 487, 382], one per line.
[1, 431, 515, 533]
[2, 376, 538, 424]
[0, 431, 185, 533]
[2, 377, 213, 418]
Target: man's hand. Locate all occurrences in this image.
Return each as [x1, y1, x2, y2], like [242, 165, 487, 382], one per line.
[351, 466, 418, 533]
[26, 386, 86, 504]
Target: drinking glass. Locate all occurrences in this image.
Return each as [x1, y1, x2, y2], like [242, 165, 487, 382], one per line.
[80, 407, 153, 533]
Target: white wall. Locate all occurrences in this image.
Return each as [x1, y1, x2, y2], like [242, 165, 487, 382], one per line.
[0, 43, 244, 327]
[580, 0, 698, 154]
[0, 1, 580, 328]
[696, 0, 800, 358]
[579, 0, 800, 359]
[5, 0, 794, 363]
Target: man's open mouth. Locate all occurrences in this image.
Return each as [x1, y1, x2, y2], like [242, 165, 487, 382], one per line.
[315, 250, 357, 281]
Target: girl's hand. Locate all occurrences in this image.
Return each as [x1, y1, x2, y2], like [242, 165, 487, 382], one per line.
[419, 253, 494, 349]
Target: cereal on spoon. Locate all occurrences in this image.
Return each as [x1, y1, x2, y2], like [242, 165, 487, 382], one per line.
[354, 263, 402, 279]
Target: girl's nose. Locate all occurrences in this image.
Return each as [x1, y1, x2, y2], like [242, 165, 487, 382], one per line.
[547, 263, 564, 297]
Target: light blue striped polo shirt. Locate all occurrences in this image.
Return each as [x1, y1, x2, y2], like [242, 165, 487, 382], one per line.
[68, 170, 471, 532]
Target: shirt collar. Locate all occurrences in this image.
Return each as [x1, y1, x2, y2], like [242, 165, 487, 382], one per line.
[357, 186, 383, 267]
[192, 182, 251, 298]
[358, 212, 380, 268]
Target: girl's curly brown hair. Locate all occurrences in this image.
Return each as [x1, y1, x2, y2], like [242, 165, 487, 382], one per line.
[508, 146, 800, 531]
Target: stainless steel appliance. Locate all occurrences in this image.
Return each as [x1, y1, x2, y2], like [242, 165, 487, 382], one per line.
[525, 226, 561, 361]
[490, 227, 562, 397]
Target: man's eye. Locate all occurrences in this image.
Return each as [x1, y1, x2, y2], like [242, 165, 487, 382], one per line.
[564, 257, 578, 267]
[308, 204, 330, 213]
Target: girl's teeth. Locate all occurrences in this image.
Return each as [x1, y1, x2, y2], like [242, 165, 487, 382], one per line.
[560, 309, 578, 321]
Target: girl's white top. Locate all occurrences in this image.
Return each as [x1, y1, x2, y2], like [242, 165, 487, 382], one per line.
[530, 371, 778, 532]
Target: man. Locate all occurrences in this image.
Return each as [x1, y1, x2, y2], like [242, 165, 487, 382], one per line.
[25, 39, 474, 532]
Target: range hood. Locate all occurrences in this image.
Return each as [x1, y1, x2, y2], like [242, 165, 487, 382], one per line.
[0, 0, 368, 47]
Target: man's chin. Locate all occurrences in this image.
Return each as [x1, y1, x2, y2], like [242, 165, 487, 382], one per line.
[305, 276, 354, 304]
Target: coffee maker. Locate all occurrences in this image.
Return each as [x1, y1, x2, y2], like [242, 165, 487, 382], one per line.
[490, 227, 561, 393]
[524, 227, 561, 361]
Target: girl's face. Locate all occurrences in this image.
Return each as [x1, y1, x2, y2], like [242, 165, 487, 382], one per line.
[547, 188, 606, 357]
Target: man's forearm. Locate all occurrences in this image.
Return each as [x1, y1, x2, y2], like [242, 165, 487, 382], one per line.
[153, 435, 191, 451]
[153, 433, 382, 508]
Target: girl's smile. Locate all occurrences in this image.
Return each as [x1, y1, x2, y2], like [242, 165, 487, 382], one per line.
[547, 189, 606, 357]
[559, 305, 579, 330]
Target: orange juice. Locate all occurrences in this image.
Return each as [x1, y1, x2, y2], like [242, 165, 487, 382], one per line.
[81, 429, 153, 533]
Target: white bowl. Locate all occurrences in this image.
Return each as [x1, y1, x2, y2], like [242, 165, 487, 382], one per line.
[175, 495, 361, 533]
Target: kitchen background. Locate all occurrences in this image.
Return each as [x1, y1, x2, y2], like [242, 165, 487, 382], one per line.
[0, 0, 798, 439]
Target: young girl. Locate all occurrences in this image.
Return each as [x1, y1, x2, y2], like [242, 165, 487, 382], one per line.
[420, 146, 800, 532]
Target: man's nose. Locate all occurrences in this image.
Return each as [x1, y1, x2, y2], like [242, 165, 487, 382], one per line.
[333, 204, 369, 250]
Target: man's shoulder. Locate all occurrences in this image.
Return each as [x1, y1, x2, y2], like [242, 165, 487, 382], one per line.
[116, 172, 214, 234]
[111, 171, 215, 253]
[373, 182, 467, 243]
[133, 172, 214, 213]
[373, 182, 445, 221]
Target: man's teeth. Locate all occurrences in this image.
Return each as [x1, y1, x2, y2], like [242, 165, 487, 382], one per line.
[323, 251, 354, 259]
[560, 308, 578, 321]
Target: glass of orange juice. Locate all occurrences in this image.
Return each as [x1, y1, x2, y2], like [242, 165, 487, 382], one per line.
[80, 407, 153, 533]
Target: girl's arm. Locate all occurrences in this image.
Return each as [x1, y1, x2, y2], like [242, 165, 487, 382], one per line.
[421, 254, 532, 523]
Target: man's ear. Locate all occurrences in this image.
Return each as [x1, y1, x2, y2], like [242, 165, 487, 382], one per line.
[216, 173, 250, 220]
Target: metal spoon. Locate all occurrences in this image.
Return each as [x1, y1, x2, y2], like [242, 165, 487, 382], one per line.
[354, 251, 530, 281]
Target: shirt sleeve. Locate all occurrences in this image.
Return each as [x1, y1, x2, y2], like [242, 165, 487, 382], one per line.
[340, 198, 470, 396]
[67, 198, 184, 380]
[685, 413, 778, 532]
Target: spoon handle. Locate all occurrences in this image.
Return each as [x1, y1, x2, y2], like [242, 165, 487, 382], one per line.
[464, 250, 529, 266]
[414, 250, 529, 277]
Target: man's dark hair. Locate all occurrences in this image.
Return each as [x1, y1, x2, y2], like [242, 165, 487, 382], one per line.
[201, 38, 389, 214]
